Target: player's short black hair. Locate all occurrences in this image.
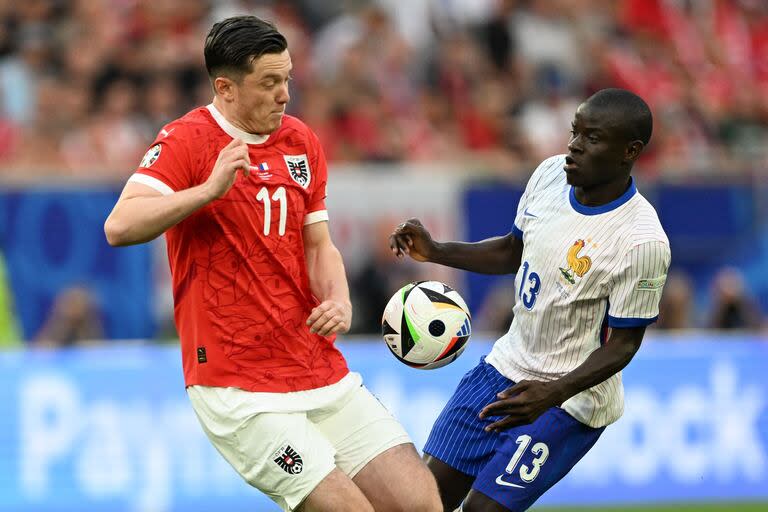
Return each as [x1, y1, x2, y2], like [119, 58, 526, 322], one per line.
[584, 88, 653, 145]
[204, 16, 287, 81]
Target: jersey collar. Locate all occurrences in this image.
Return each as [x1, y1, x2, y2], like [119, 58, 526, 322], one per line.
[206, 104, 270, 145]
[569, 177, 637, 215]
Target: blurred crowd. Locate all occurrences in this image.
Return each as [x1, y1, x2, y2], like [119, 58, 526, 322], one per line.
[0, 0, 766, 346]
[0, 0, 767, 178]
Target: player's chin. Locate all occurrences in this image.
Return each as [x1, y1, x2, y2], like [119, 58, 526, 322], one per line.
[264, 115, 283, 133]
[564, 170, 582, 187]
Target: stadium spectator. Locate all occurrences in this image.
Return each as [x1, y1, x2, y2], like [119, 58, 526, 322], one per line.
[0, 0, 764, 175]
[709, 267, 763, 331]
[33, 286, 104, 348]
[655, 271, 694, 330]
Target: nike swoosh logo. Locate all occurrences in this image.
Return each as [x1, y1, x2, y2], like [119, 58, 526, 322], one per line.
[495, 474, 525, 488]
[523, 208, 538, 218]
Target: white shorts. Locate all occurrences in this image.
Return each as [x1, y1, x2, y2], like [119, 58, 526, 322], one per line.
[187, 376, 411, 511]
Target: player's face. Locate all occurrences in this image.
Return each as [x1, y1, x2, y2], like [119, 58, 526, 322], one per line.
[564, 103, 630, 190]
[233, 50, 292, 135]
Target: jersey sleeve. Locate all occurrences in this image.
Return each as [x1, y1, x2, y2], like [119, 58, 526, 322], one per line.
[128, 124, 193, 195]
[512, 155, 564, 239]
[608, 240, 671, 327]
[304, 130, 329, 225]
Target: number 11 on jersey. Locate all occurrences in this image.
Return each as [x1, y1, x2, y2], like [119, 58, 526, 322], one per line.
[256, 186, 287, 236]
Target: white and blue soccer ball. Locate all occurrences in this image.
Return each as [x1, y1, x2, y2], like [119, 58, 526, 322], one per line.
[381, 281, 472, 369]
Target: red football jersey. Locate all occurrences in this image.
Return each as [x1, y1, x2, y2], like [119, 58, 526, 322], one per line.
[131, 105, 350, 392]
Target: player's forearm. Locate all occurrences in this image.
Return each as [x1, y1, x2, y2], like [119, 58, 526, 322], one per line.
[105, 184, 215, 246]
[430, 235, 521, 274]
[307, 243, 351, 307]
[550, 328, 644, 403]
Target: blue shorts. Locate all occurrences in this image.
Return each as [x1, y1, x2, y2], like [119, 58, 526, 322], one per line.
[423, 358, 604, 511]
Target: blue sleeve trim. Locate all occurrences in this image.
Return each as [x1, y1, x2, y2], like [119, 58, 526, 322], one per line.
[511, 224, 524, 240]
[608, 315, 658, 328]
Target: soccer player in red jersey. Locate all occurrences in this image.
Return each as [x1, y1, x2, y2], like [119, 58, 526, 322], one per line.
[104, 15, 441, 512]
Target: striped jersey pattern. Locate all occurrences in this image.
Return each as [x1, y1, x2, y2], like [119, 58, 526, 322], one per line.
[485, 155, 671, 428]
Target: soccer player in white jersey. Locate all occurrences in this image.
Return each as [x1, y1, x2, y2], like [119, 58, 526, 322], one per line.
[389, 88, 670, 512]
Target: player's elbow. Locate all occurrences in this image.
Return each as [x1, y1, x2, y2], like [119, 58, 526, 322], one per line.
[104, 216, 133, 246]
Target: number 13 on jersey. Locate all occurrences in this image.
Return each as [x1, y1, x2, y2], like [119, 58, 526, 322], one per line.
[256, 186, 288, 236]
[518, 261, 541, 310]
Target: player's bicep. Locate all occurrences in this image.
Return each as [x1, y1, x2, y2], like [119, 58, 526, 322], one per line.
[303, 219, 333, 254]
[506, 232, 524, 273]
[605, 326, 646, 358]
[118, 181, 165, 202]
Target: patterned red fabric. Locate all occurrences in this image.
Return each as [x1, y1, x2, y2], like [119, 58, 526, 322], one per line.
[136, 107, 349, 392]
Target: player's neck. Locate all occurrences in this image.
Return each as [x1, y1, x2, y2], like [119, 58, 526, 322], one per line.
[210, 98, 271, 144]
[573, 176, 632, 207]
[211, 97, 267, 137]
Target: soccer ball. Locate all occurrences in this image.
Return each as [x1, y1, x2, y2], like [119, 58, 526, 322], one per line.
[381, 281, 471, 369]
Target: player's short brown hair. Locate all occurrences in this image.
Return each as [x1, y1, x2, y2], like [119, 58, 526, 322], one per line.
[204, 16, 287, 82]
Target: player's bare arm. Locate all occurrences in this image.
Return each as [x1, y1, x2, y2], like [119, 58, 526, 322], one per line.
[303, 220, 352, 337]
[105, 138, 250, 246]
[479, 326, 646, 432]
[389, 218, 523, 274]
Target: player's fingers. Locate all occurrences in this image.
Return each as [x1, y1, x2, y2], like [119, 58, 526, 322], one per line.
[316, 316, 344, 336]
[306, 304, 329, 326]
[497, 382, 524, 399]
[389, 235, 401, 255]
[479, 398, 519, 418]
[231, 158, 250, 174]
[390, 235, 409, 256]
[310, 312, 339, 335]
[394, 235, 410, 253]
[485, 416, 519, 432]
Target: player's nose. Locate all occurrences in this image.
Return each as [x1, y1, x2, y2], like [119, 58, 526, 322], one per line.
[567, 135, 583, 154]
[276, 83, 290, 104]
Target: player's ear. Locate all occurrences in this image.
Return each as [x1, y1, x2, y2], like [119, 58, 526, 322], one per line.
[625, 140, 644, 162]
[213, 76, 236, 101]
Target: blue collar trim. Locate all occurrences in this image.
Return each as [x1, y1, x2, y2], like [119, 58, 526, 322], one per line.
[569, 178, 637, 215]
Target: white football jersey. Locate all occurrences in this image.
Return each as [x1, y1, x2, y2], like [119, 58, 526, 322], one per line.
[485, 155, 671, 428]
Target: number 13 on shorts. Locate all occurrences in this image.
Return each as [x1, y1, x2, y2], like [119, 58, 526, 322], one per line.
[497, 434, 549, 487]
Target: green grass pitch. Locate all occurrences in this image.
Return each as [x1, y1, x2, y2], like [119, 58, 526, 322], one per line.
[532, 504, 768, 512]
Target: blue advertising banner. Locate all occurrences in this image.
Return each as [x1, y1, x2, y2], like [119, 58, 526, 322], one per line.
[0, 335, 766, 511]
[0, 187, 154, 340]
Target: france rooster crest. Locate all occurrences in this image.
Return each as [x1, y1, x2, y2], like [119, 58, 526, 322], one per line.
[559, 239, 594, 284]
[283, 154, 311, 188]
[272, 443, 303, 474]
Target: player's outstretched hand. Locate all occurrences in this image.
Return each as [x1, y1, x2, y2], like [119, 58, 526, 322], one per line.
[307, 299, 352, 337]
[204, 138, 251, 200]
[478, 380, 563, 432]
[389, 218, 435, 262]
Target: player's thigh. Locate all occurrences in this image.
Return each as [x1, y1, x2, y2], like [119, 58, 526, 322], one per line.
[423, 357, 514, 509]
[352, 443, 442, 512]
[424, 454, 475, 511]
[298, 468, 374, 512]
[311, 384, 440, 511]
[189, 390, 336, 511]
[469, 407, 605, 512]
